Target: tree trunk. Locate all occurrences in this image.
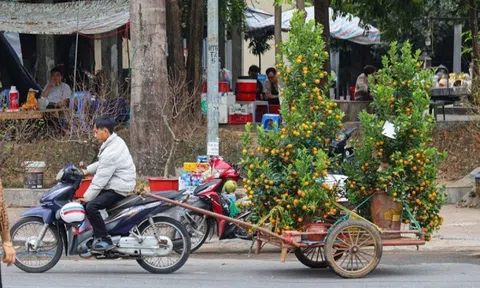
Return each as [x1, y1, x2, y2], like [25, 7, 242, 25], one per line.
[166, 0, 186, 79]
[297, 0, 305, 11]
[259, 53, 262, 71]
[129, 0, 171, 176]
[468, 0, 479, 79]
[274, 5, 282, 65]
[314, 0, 331, 77]
[187, 0, 205, 101]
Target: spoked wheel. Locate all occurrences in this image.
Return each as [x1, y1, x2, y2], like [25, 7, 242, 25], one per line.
[295, 244, 344, 269]
[294, 246, 328, 268]
[181, 213, 210, 253]
[11, 217, 63, 273]
[136, 216, 191, 274]
[324, 219, 382, 278]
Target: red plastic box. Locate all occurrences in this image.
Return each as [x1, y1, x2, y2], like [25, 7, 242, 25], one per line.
[201, 82, 230, 93]
[73, 176, 179, 198]
[74, 176, 93, 198]
[147, 177, 179, 191]
[228, 113, 253, 125]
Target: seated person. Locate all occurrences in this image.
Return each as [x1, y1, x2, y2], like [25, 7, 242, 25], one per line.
[40, 67, 71, 108]
[354, 65, 376, 101]
[248, 65, 264, 100]
[263, 67, 280, 105]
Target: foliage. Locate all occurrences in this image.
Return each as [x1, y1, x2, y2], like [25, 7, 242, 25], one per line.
[244, 29, 274, 66]
[241, 11, 344, 233]
[331, 0, 465, 54]
[343, 42, 447, 240]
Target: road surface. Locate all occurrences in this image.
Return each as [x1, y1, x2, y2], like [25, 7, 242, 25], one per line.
[2, 251, 479, 288]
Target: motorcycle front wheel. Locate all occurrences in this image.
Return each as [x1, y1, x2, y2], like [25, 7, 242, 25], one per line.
[136, 216, 191, 274]
[11, 216, 63, 273]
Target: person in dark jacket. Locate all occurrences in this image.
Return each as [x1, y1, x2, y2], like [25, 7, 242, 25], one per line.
[248, 65, 264, 100]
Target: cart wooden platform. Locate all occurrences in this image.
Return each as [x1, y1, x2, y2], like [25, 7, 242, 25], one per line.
[146, 192, 426, 279]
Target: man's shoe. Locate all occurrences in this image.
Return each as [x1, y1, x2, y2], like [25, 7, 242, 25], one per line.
[92, 237, 115, 252]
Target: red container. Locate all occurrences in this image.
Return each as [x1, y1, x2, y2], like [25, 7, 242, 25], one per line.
[236, 77, 257, 102]
[219, 81, 230, 92]
[349, 86, 356, 101]
[269, 104, 280, 115]
[201, 81, 230, 93]
[304, 223, 330, 241]
[228, 113, 253, 125]
[147, 177, 179, 191]
[74, 176, 93, 198]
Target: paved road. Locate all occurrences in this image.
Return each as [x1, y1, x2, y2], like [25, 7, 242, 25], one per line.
[2, 251, 479, 288]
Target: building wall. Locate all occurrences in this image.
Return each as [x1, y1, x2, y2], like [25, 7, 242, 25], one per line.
[242, 1, 290, 75]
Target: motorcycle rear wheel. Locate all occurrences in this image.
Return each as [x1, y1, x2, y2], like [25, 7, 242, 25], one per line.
[182, 213, 210, 253]
[136, 216, 191, 274]
[11, 216, 63, 273]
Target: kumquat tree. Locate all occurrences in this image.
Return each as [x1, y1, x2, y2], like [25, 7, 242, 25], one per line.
[343, 42, 447, 240]
[240, 11, 345, 233]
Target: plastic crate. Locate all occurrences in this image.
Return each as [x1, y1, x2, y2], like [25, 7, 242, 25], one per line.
[74, 176, 93, 198]
[228, 113, 253, 125]
[147, 177, 179, 191]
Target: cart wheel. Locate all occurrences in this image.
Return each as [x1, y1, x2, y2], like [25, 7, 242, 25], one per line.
[294, 247, 328, 268]
[324, 219, 382, 279]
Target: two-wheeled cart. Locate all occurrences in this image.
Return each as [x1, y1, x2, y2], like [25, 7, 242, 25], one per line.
[146, 193, 426, 279]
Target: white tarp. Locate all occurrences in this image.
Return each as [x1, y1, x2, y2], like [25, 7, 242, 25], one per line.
[0, 0, 129, 35]
[4, 32, 23, 65]
[248, 7, 381, 45]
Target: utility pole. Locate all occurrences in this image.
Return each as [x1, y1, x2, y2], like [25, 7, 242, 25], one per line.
[207, 0, 220, 156]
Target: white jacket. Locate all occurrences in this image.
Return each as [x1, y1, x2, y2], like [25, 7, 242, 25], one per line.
[83, 133, 136, 201]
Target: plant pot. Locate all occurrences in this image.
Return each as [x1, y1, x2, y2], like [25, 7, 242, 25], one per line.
[370, 192, 402, 239]
[147, 177, 179, 191]
[303, 223, 330, 241]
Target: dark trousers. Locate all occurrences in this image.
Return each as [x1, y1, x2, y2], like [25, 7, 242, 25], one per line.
[86, 190, 125, 239]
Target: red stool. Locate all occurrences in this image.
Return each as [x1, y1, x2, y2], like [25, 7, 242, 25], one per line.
[255, 105, 269, 123]
[269, 104, 280, 114]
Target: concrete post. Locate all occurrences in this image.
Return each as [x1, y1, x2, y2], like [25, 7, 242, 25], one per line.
[453, 24, 462, 74]
[207, 0, 219, 156]
[101, 32, 123, 95]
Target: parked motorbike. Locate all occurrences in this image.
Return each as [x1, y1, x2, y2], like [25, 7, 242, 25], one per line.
[176, 156, 248, 252]
[180, 178, 251, 252]
[10, 164, 191, 274]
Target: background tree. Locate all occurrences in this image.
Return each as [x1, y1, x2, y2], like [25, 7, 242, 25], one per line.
[129, 0, 171, 176]
[244, 30, 274, 70]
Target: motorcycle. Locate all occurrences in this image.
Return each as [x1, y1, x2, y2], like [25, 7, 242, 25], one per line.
[180, 178, 251, 252]
[177, 156, 248, 253]
[10, 164, 191, 274]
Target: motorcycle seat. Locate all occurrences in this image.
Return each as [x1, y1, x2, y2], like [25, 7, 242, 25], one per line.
[107, 191, 183, 213]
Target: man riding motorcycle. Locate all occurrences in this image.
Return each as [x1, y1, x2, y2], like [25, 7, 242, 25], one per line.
[79, 116, 136, 252]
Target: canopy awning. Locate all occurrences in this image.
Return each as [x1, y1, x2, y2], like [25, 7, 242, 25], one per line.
[0, 0, 129, 35]
[247, 7, 381, 45]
